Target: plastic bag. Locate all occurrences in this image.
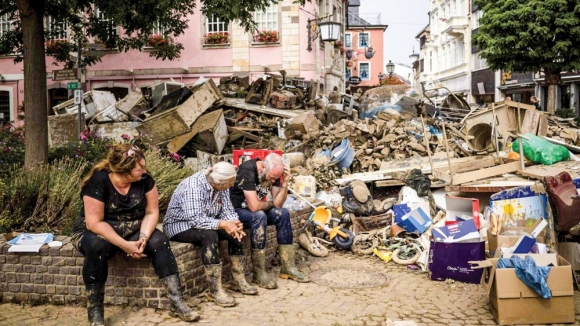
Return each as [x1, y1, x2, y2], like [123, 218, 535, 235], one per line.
[497, 255, 552, 298]
[511, 133, 569, 165]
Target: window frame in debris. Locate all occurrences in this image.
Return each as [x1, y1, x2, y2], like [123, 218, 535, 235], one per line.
[344, 33, 352, 48]
[358, 32, 369, 48]
[45, 16, 69, 41]
[252, 3, 280, 44]
[359, 62, 370, 80]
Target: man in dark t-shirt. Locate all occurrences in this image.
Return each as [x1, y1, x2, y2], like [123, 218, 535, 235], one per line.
[230, 153, 310, 289]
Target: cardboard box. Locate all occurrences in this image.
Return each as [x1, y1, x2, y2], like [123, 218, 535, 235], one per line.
[393, 200, 430, 224]
[473, 254, 574, 325]
[557, 242, 580, 271]
[445, 196, 480, 229]
[429, 240, 486, 283]
[284, 111, 320, 139]
[432, 219, 480, 243]
[397, 207, 432, 234]
[487, 218, 547, 254]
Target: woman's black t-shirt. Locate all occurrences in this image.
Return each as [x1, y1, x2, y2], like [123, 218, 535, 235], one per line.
[71, 170, 156, 237]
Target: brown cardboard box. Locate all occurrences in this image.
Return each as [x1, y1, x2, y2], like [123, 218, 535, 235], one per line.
[487, 219, 546, 254]
[284, 111, 320, 139]
[473, 254, 575, 325]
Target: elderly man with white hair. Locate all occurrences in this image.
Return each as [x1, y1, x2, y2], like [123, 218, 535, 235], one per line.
[163, 162, 256, 308]
[229, 153, 310, 290]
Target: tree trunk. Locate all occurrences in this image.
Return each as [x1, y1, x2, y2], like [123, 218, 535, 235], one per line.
[16, 0, 48, 169]
[544, 69, 562, 115]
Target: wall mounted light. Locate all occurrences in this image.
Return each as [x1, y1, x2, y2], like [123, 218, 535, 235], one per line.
[306, 10, 342, 52]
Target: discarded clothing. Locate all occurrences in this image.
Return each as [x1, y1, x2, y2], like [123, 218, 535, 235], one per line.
[497, 255, 552, 298]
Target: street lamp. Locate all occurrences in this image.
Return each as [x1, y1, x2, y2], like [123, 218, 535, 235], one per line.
[409, 48, 419, 63]
[319, 21, 341, 42]
[386, 60, 395, 76]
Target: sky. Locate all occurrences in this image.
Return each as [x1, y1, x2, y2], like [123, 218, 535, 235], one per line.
[359, 0, 429, 67]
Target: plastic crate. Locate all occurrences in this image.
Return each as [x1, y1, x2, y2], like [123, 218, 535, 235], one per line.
[232, 149, 283, 167]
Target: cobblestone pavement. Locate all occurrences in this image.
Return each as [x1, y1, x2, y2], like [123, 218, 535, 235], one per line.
[1, 251, 580, 326]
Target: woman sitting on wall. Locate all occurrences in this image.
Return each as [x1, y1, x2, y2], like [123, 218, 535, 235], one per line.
[71, 144, 199, 325]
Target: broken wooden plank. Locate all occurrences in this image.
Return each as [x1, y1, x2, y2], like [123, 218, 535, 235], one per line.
[538, 114, 549, 137]
[517, 161, 580, 180]
[451, 161, 521, 185]
[375, 180, 405, 187]
[227, 126, 260, 142]
[520, 110, 542, 135]
[223, 99, 303, 119]
[445, 185, 517, 193]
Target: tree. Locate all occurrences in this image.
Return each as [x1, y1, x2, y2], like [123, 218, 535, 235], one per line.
[472, 0, 580, 114]
[0, 0, 307, 168]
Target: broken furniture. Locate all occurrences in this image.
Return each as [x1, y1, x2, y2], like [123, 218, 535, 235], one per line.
[167, 109, 228, 155]
[544, 172, 580, 232]
[52, 90, 119, 122]
[149, 82, 185, 107]
[136, 79, 223, 144]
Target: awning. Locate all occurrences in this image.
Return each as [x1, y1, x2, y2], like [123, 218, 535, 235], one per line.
[496, 82, 535, 90]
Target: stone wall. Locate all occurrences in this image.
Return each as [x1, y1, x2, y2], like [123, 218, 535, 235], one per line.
[0, 207, 313, 308]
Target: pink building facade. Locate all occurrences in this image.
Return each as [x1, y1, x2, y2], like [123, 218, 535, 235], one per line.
[345, 1, 387, 88]
[0, 0, 346, 123]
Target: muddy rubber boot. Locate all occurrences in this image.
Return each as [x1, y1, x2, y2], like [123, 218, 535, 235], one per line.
[161, 274, 200, 322]
[86, 284, 105, 326]
[229, 256, 258, 295]
[251, 249, 278, 289]
[279, 244, 310, 283]
[204, 264, 236, 307]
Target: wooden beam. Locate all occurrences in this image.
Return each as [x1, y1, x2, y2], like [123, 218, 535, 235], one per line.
[451, 161, 521, 185]
[223, 99, 303, 119]
[227, 126, 260, 141]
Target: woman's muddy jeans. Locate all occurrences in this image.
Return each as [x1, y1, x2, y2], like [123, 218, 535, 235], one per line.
[235, 207, 293, 250]
[76, 229, 179, 285]
[171, 228, 244, 265]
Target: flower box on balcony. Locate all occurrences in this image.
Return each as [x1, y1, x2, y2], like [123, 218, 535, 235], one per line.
[147, 34, 172, 47]
[254, 30, 279, 44]
[204, 32, 230, 45]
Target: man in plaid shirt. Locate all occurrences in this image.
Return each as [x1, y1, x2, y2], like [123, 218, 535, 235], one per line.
[164, 162, 257, 307]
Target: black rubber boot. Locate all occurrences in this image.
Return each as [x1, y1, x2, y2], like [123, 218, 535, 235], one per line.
[85, 284, 105, 326]
[161, 274, 200, 322]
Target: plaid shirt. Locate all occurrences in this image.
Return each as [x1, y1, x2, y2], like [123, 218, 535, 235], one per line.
[163, 171, 238, 239]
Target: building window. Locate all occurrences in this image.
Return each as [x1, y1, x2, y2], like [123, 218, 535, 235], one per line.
[420, 59, 425, 73]
[359, 62, 370, 80]
[254, 4, 278, 32]
[358, 33, 369, 48]
[456, 38, 465, 64]
[458, 0, 464, 15]
[45, 16, 68, 40]
[0, 13, 12, 38]
[472, 10, 483, 30]
[0, 90, 10, 123]
[345, 68, 351, 80]
[206, 16, 228, 34]
[473, 52, 488, 70]
[344, 33, 352, 48]
[429, 51, 433, 72]
[151, 21, 167, 36]
[96, 9, 117, 40]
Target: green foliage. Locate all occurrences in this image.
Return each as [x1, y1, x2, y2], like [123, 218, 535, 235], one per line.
[0, 158, 87, 235]
[144, 150, 192, 214]
[0, 123, 25, 175]
[555, 107, 576, 118]
[472, 0, 580, 74]
[0, 0, 309, 66]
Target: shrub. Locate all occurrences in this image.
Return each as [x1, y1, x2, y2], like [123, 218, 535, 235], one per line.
[0, 158, 87, 235]
[555, 108, 576, 119]
[0, 123, 25, 174]
[144, 150, 192, 214]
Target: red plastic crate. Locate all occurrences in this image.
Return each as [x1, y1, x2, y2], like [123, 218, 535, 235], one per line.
[232, 149, 283, 167]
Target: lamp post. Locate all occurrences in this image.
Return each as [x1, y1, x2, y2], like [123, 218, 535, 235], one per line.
[386, 60, 395, 76]
[409, 48, 419, 63]
[319, 21, 341, 42]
